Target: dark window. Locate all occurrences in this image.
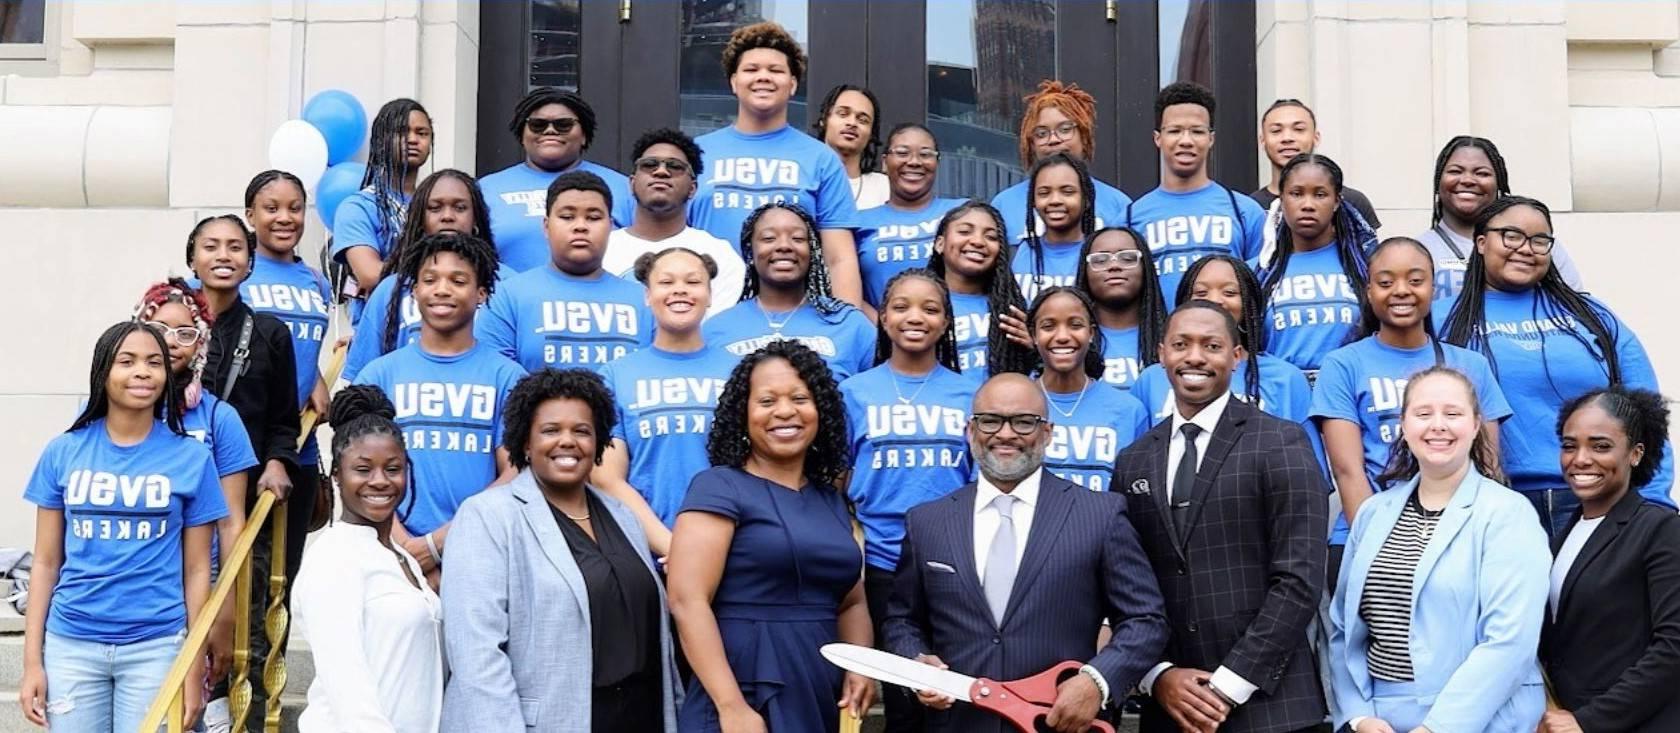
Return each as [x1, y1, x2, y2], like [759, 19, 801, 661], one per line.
[529, 0, 581, 91]
[0, 0, 45, 44]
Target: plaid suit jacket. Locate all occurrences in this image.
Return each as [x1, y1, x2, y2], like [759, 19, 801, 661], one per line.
[1112, 397, 1328, 733]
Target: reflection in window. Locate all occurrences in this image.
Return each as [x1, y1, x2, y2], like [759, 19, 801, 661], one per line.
[529, 0, 581, 91]
[1158, 0, 1212, 88]
[679, 0, 810, 139]
[0, 0, 44, 44]
[926, 0, 1056, 200]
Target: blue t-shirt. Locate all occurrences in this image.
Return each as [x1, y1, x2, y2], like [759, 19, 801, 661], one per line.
[1132, 356, 1326, 470]
[478, 160, 635, 273]
[330, 188, 410, 264]
[951, 292, 992, 377]
[1127, 182, 1267, 302]
[354, 343, 527, 535]
[842, 365, 976, 571]
[24, 419, 230, 644]
[599, 345, 739, 527]
[342, 264, 518, 383]
[1043, 382, 1149, 492]
[243, 252, 333, 464]
[703, 300, 876, 382]
[1311, 336, 1513, 544]
[855, 197, 964, 307]
[1449, 287, 1674, 502]
[1012, 238, 1084, 303]
[475, 266, 654, 372]
[1100, 325, 1144, 391]
[988, 176, 1134, 246]
[182, 394, 260, 479]
[1253, 246, 1362, 372]
[689, 125, 859, 245]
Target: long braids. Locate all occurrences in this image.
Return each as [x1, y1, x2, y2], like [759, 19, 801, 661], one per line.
[1020, 153, 1097, 293]
[380, 170, 497, 353]
[1429, 135, 1510, 227]
[923, 201, 1036, 377]
[359, 99, 431, 259]
[386, 231, 500, 351]
[872, 268, 961, 372]
[70, 321, 187, 436]
[1260, 154, 1371, 315]
[1359, 236, 1446, 365]
[738, 202, 847, 319]
[133, 278, 218, 410]
[1073, 226, 1167, 367]
[1175, 255, 1265, 402]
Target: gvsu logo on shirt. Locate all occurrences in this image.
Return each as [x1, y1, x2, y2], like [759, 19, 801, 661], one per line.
[630, 377, 727, 439]
[1046, 425, 1122, 491]
[1268, 273, 1358, 331]
[392, 382, 498, 454]
[708, 158, 805, 211]
[870, 221, 940, 264]
[1367, 376, 1407, 443]
[538, 301, 641, 365]
[1147, 215, 1235, 275]
[725, 335, 839, 358]
[65, 470, 172, 540]
[865, 404, 967, 469]
[245, 283, 330, 342]
[1103, 357, 1142, 387]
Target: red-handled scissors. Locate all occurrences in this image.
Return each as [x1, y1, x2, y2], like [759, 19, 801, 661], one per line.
[820, 643, 1115, 733]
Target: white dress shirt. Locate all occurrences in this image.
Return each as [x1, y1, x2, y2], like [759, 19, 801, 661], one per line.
[1142, 389, 1260, 706]
[973, 467, 1042, 581]
[294, 522, 444, 733]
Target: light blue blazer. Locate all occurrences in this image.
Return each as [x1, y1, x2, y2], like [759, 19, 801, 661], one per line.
[1329, 468, 1549, 733]
[439, 471, 680, 732]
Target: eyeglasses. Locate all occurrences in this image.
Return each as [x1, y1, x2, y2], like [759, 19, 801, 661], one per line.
[1486, 226, 1556, 254]
[634, 157, 692, 175]
[1085, 250, 1143, 270]
[888, 146, 940, 163]
[970, 413, 1048, 435]
[143, 321, 202, 347]
[1031, 121, 1078, 142]
[525, 117, 579, 136]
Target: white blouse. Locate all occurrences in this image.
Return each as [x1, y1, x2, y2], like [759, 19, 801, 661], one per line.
[294, 522, 443, 733]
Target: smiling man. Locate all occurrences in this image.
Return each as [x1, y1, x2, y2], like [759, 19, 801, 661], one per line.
[1249, 99, 1380, 229]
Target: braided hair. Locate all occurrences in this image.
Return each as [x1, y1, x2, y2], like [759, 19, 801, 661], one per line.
[243, 169, 308, 209]
[707, 340, 850, 489]
[1074, 226, 1167, 368]
[383, 231, 500, 353]
[184, 214, 255, 271]
[380, 169, 497, 283]
[1441, 195, 1623, 386]
[1028, 286, 1105, 380]
[813, 84, 883, 174]
[1429, 135, 1510, 227]
[133, 278, 218, 410]
[359, 98, 432, 258]
[872, 268, 962, 371]
[1021, 152, 1097, 293]
[924, 201, 1036, 377]
[324, 384, 416, 524]
[1174, 255, 1266, 403]
[1259, 154, 1372, 313]
[1359, 236, 1446, 364]
[739, 202, 847, 318]
[70, 321, 186, 436]
[1557, 386, 1671, 491]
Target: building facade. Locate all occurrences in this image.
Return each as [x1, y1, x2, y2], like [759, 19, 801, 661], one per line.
[1, 0, 1676, 544]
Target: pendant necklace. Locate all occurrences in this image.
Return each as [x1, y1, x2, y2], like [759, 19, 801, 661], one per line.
[891, 367, 932, 405]
[757, 297, 803, 334]
[1041, 376, 1091, 419]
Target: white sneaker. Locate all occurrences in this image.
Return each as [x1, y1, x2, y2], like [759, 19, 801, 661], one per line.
[201, 698, 232, 733]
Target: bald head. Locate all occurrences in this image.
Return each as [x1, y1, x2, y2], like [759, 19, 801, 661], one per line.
[973, 373, 1047, 418]
[968, 373, 1051, 487]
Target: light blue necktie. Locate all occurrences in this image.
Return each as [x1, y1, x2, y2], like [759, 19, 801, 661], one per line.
[983, 493, 1018, 626]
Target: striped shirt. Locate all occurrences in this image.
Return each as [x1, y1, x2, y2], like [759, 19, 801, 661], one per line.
[1358, 491, 1443, 682]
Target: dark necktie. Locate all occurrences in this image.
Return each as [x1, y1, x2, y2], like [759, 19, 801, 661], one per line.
[1172, 423, 1203, 525]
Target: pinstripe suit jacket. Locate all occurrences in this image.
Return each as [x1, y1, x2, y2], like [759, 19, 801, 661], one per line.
[1113, 397, 1328, 733]
[883, 472, 1169, 733]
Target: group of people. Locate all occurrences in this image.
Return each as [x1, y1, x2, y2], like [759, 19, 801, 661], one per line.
[13, 17, 1678, 733]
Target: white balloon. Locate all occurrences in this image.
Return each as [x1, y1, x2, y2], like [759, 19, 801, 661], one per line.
[267, 119, 329, 191]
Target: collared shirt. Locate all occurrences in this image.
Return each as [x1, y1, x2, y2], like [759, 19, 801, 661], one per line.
[973, 467, 1044, 584]
[1165, 389, 1233, 502]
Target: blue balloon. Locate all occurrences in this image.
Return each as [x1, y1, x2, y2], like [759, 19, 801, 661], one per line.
[317, 161, 367, 230]
[302, 90, 368, 166]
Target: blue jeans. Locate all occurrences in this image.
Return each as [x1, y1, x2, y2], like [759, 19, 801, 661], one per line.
[43, 629, 183, 733]
[1525, 488, 1581, 543]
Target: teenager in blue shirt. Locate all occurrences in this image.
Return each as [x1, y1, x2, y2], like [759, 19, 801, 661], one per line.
[332, 99, 433, 306]
[854, 123, 963, 307]
[925, 201, 1036, 380]
[987, 80, 1133, 245]
[479, 88, 633, 271]
[705, 202, 876, 381]
[1013, 153, 1097, 303]
[1074, 227, 1168, 392]
[356, 232, 525, 589]
[1127, 82, 1267, 301]
[841, 268, 976, 733]
[1027, 287, 1148, 491]
[477, 171, 653, 372]
[592, 248, 740, 557]
[690, 21, 866, 313]
[1253, 154, 1375, 375]
[1442, 196, 1672, 539]
[19, 322, 229, 731]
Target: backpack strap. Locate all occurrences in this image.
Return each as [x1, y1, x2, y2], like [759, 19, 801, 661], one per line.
[220, 315, 255, 402]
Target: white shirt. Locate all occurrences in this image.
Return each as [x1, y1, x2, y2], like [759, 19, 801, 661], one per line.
[603, 227, 746, 317]
[294, 523, 443, 733]
[852, 172, 890, 210]
[1550, 515, 1605, 620]
[973, 468, 1042, 581]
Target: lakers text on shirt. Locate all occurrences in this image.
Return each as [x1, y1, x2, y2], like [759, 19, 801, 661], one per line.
[66, 470, 172, 539]
[393, 382, 498, 453]
[866, 404, 967, 469]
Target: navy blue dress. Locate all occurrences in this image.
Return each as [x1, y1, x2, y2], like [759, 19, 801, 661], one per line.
[677, 466, 862, 733]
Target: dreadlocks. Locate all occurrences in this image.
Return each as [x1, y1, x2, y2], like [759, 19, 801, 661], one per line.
[1017, 80, 1097, 168]
[872, 268, 962, 372]
[383, 231, 500, 352]
[359, 98, 432, 259]
[1020, 153, 1097, 295]
[380, 169, 497, 283]
[924, 201, 1036, 377]
[1175, 255, 1266, 403]
[739, 202, 847, 318]
[1074, 226, 1167, 368]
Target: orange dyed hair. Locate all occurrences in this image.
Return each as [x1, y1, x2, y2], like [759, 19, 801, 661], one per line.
[1017, 80, 1097, 168]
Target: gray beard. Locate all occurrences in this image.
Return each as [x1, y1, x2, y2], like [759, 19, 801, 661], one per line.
[978, 445, 1043, 484]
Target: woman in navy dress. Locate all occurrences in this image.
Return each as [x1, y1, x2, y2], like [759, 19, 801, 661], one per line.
[669, 339, 875, 732]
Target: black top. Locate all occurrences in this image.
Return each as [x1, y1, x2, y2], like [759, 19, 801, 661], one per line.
[1250, 184, 1382, 230]
[550, 491, 662, 688]
[201, 298, 300, 473]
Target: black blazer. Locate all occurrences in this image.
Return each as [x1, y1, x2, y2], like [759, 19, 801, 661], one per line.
[1111, 397, 1327, 733]
[1542, 489, 1680, 733]
[201, 298, 300, 475]
[884, 472, 1169, 733]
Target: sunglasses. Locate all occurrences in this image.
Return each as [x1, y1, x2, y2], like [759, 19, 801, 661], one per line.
[525, 117, 579, 136]
[634, 157, 692, 175]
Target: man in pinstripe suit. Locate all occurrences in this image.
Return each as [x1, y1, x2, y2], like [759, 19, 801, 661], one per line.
[1115, 303, 1329, 733]
[885, 373, 1169, 733]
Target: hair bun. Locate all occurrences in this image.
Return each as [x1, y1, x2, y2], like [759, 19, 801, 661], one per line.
[328, 385, 397, 427]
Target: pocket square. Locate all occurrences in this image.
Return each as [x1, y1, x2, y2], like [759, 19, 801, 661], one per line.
[925, 561, 957, 574]
[1129, 479, 1151, 496]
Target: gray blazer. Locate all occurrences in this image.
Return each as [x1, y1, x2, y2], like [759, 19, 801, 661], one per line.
[439, 471, 680, 732]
